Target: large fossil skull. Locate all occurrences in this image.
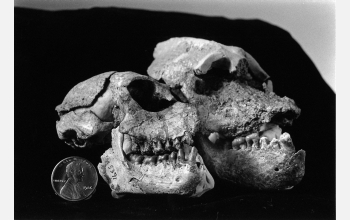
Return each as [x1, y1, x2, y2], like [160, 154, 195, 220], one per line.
[56, 71, 214, 197]
[147, 37, 306, 190]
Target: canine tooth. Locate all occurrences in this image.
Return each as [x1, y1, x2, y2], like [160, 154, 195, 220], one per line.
[122, 134, 133, 155]
[188, 147, 198, 162]
[232, 137, 245, 150]
[177, 149, 185, 162]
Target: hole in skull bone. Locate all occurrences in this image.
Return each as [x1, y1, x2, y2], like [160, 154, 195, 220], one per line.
[170, 86, 189, 103]
[194, 67, 235, 95]
[127, 79, 176, 112]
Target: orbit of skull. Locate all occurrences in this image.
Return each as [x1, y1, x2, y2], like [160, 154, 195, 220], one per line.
[55, 37, 305, 198]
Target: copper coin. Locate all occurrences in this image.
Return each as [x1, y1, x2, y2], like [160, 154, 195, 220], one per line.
[51, 156, 98, 201]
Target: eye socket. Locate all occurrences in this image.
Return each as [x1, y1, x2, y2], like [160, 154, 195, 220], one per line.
[194, 66, 235, 95]
[127, 79, 176, 112]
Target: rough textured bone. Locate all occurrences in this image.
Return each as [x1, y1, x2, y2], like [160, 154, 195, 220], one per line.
[56, 71, 214, 197]
[147, 37, 306, 190]
[98, 128, 214, 197]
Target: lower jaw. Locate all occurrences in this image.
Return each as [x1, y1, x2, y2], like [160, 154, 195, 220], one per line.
[195, 132, 306, 190]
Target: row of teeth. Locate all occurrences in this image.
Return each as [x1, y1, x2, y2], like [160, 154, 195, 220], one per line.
[123, 134, 193, 156]
[209, 123, 283, 150]
[127, 146, 199, 166]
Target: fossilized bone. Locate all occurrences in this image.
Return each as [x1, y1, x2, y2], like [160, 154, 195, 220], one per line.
[147, 37, 305, 189]
[56, 71, 214, 197]
[55, 37, 305, 198]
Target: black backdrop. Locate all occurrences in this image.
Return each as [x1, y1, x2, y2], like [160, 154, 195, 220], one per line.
[15, 7, 335, 219]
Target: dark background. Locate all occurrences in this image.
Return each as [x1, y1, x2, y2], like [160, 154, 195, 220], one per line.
[15, 7, 335, 219]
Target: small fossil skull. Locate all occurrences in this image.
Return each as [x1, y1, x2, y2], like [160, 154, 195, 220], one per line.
[56, 71, 214, 197]
[147, 37, 306, 190]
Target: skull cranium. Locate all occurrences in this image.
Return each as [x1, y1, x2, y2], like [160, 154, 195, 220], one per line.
[56, 71, 214, 197]
[147, 37, 305, 190]
[55, 37, 306, 198]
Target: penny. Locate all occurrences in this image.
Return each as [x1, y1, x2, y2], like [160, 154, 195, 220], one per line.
[51, 156, 98, 201]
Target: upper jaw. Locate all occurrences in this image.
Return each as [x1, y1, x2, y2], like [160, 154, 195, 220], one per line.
[98, 128, 214, 197]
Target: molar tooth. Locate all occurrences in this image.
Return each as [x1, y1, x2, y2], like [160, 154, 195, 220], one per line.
[269, 138, 280, 150]
[260, 137, 269, 149]
[232, 137, 245, 150]
[177, 149, 185, 162]
[245, 133, 259, 150]
[252, 138, 260, 150]
[188, 147, 198, 163]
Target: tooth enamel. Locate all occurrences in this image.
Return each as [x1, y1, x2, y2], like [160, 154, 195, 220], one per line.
[169, 151, 177, 162]
[153, 140, 165, 155]
[188, 147, 198, 162]
[122, 134, 133, 155]
[260, 124, 282, 141]
[177, 149, 185, 162]
[259, 137, 269, 149]
[232, 137, 245, 150]
[208, 132, 219, 144]
[173, 138, 181, 150]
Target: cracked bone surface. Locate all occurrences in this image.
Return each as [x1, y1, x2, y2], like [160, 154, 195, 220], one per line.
[56, 71, 214, 197]
[147, 37, 306, 190]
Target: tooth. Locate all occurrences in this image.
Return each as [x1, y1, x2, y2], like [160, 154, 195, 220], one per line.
[153, 140, 165, 155]
[240, 142, 247, 150]
[269, 138, 280, 150]
[245, 133, 258, 150]
[141, 142, 153, 155]
[279, 133, 295, 152]
[122, 134, 133, 155]
[177, 149, 185, 162]
[208, 132, 219, 144]
[143, 155, 157, 165]
[252, 138, 260, 150]
[188, 147, 198, 163]
[169, 151, 177, 162]
[260, 124, 282, 141]
[260, 137, 269, 149]
[128, 154, 138, 162]
[173, 138, 181, 150]
[135, 155, 144, 164]
[165, 139, 173, 152]
[232, 137, 245, 150]
[158, 154, 169, 163]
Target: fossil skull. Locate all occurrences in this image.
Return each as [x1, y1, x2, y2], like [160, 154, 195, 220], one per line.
[56, 71, 214, 197]
[147, 37, 306, 190]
